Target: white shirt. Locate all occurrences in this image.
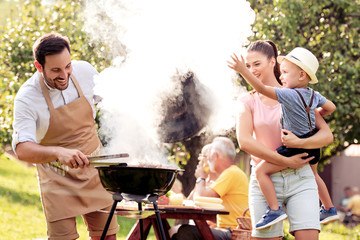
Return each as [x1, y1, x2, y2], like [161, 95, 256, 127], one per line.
[12, 60, 99, 151]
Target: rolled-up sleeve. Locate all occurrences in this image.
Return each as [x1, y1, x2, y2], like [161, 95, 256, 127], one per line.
[12, 98, 38, 152]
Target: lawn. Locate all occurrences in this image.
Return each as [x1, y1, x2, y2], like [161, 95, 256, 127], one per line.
[0, 153, 157, 240]
[2, 153, 360, 239]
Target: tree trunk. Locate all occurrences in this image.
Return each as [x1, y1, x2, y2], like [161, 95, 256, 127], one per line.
[177, 134, 208, 197]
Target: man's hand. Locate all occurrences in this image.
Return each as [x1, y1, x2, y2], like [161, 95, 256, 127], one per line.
[56, 148, 90, 169]
[15, 142, 91, 168]
[194, 161, 207, 179]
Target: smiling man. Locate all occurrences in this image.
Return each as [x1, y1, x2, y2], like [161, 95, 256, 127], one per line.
[172, 137, 250, 240]
[12, 33, 119, 240]
[36, 47, 72, 90]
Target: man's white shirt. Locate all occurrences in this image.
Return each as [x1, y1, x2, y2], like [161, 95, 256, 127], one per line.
[12, 61, 99, 151]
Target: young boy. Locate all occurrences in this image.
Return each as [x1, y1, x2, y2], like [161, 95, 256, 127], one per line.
[228, 47, 339, 229]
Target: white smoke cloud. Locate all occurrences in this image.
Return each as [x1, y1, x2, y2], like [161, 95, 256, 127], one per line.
[83, 0, 255, 165]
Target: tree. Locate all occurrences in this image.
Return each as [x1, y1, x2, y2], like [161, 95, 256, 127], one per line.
[1, 0, 359, 194]
[0, 0, 112, 150]
[177, 0, 360, 193]
[247, 0, 360, 165]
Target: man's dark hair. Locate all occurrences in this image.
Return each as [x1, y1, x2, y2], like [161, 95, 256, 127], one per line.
[32, 33, 71, 67]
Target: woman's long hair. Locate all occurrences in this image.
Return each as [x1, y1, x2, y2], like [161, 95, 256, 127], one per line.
[247, 40, 281, 85]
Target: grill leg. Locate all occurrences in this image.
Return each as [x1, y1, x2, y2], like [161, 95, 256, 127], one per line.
[153, 202, 166, 240]
[138, 202, 144, 240]
[101, 193, 123, 240]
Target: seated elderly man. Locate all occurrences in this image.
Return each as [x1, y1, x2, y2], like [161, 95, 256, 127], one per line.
[172, 136, 250, 240]
[187, 143, 215, 201]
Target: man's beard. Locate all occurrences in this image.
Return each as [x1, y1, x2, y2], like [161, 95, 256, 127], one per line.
[43, 71, 70, 90]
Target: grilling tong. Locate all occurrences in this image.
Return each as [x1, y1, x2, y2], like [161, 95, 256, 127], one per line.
[89, 153, 129, 166]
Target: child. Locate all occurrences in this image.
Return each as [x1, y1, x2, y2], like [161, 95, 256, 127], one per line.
[228, 47, 339, 229]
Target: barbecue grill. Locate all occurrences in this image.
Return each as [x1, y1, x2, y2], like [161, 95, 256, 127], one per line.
[97, 163, 182, 240]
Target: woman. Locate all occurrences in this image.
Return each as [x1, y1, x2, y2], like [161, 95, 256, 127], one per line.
[233, 40, 333, 239]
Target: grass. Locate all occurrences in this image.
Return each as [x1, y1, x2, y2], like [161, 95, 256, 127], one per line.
[0, 153, 156, 240]
[320, 222, 360, 240]
[1, 153, 359, 239]
[281, 219, 360, 240]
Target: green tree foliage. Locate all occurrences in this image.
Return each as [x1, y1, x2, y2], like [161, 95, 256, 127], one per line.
[1, 0, 359, 169]
[248, 0, 360, 164]
[0, 0, 111, 149]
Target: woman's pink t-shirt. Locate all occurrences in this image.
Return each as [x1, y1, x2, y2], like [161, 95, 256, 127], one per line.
[239, 92, 282, 165]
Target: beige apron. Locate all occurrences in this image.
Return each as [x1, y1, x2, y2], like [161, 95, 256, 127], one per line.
[37, 74, 113, 222]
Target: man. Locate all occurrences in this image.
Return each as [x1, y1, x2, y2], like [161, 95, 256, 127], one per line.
[12, 33, 119, 240]
[336, 186, 352, 223]
[186, 143, 215, 200]
[346, 187, 360, 218]
[172, 137, 250, 240]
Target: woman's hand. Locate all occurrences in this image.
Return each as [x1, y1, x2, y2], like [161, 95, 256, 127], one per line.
[286, 153, 314, 169]
[227, 53, 247, 74]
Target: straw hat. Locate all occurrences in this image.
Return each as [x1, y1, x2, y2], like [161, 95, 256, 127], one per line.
[277, 47, 319, 84]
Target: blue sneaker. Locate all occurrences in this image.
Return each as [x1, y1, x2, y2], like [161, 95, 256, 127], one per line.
[320, 205, 340, 224]
[255, 206, 288, 230]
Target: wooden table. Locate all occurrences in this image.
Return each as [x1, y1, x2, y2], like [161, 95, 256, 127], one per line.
[120, 206, 229, 240]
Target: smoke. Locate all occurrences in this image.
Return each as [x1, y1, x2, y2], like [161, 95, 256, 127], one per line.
[83, 0, 255, 165]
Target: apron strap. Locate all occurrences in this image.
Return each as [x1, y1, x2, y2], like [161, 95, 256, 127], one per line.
[39, 73, 83, 110]
[39, 74, 55, 111]
[294, 89, 314, 133]
[70, 74, 85, 97]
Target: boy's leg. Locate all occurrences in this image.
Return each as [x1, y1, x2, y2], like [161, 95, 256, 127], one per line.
[310, 163, 334, 209]
[310, 163, 340, 224]
[255, 161, 285, 210]
[249, 170, 284, 238]
[254, 161, 288, 230]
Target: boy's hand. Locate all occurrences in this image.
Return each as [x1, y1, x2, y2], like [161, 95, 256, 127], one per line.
[317, 99, 336, 117]
[281, 129, 300, 148]
[227, 53, 247, 74]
